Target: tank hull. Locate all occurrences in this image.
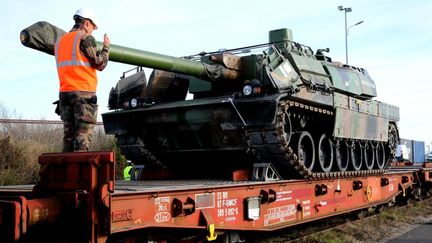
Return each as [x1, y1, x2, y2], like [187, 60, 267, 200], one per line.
[103, 95, 280, 178]
[103, 89, 398, 179]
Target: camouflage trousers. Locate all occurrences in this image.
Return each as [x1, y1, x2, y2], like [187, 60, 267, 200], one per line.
[59, 92, 98, 152]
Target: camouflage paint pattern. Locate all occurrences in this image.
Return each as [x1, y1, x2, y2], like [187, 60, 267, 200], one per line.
[277, 41, 334, 106]
[292, 87, 333, 106]
[324, 64, 377, 98]
[268, 58, 300, 89]
[333, 93, 398, 141]
[334, 108, 389, 141]
[59, 92, 98, 152]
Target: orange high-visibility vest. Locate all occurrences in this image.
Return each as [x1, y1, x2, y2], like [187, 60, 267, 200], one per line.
[55, 31, 97, 92]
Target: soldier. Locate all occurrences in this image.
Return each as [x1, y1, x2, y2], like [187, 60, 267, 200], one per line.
[123, 160, 133, 181]
[54, 8, 110, 152]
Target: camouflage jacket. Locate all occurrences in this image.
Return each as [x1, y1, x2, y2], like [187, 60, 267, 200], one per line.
[70, 27, 109, 71]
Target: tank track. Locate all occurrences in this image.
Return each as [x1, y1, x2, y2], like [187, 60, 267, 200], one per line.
[117, 136, 166, 169]
[245, 100, 389, 180]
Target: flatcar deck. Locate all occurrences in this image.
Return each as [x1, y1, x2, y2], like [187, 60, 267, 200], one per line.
[2, 167, 428, 196]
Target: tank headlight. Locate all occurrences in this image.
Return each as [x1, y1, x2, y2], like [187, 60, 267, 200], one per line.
[130, 98, 138, 108]
[243, 85, 253, 96]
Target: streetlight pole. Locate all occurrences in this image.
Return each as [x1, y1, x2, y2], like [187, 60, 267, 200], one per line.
[348, 21, 364, 35]
[338, 6, 364, 65]
[338, 6, 352, 64]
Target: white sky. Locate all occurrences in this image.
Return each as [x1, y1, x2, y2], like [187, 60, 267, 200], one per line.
[0, 0, 431, 147]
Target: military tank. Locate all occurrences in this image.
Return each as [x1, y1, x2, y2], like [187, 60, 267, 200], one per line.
[101, 28, 400, 180]
[20, 22, 400, 180]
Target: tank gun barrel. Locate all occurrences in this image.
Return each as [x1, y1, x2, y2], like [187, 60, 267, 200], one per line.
[99, 42, 240, 81]
[98, 42, 206, 78]
[19, 21, 240, 82]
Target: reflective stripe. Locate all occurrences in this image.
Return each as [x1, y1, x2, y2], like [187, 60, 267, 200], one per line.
[70, 31, 80, 61]
[56, 32, 91, 68]
[56, 31, 98, 92]
[57, 60, 92, 68]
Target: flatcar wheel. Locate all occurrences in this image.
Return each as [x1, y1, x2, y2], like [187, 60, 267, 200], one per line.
[375, 142, 386, 169]
[297, 131, 315, 171]
[363, 141, 375, 170]
[350, 140, 363, 171]
[317, 133, 333, 173]
[335, 139, 349, 172]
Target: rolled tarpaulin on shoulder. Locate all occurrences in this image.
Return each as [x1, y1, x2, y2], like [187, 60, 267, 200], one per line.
[20, 21, 66, 55]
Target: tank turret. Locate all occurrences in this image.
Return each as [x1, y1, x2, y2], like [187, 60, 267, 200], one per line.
[21, 21, 400, 180]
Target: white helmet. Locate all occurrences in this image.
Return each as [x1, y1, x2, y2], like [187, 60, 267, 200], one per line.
[73, 8, 99, 29]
